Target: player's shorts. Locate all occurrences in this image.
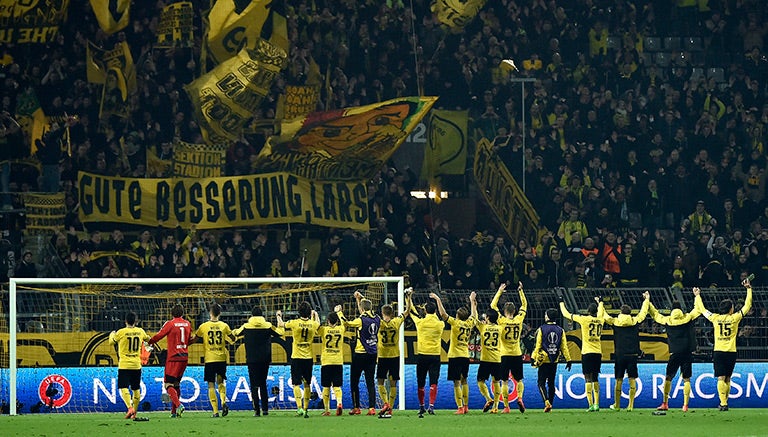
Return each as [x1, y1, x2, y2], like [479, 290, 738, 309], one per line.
[164, 360, 188, 384]
[582, 353, 602, 377]
[204, 362, 227, 383]
[321, 364, 343, 387]
[713, 351, 737, 377]
[377, 357, 400, 381]
[666, 352, 693, 379]
[501, 355, 524, 381]
[447, 357, 470, 381]
[614, 355, 638, 379]
[476, 360, 504, 382]
[118, 369, 142, 390]
[416, 354, 441, 386]
[291, 358, 314, 385]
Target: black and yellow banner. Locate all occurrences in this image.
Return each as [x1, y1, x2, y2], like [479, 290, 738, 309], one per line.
[422, 109, 468, 182]
[89, 0, 129, 34]
[156, 1, 194, 48]
[282, 85, 319, 120]
[87, 41, 136, 92]
[253, 96, 438, 181]
[172, 141, 227, 178]
[186, 40, 287, 143]
[0, 0, 69, 44]
[431, 0, 487, 29]
[22, 193, 67, 234]
[206, 0, 272, 64]
[146, 147, 172, 178]
[474, 137, 540, 244]
[14, 86, 45, 155]
[77, 171, 370, 230]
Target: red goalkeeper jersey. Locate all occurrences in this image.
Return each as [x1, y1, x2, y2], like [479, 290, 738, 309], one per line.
[150, 317, 191, 362]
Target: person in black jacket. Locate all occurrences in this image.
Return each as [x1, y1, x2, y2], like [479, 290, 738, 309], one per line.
[35, 117, 76, 193]
[232, 306, 284, 416]
[649, 291, 702, 413]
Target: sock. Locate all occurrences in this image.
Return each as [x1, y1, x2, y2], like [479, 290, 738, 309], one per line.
[418, 387, 425, 405]
[717, 379, 729, 406]
[537, 382, 548, 404]
[614, 379, 622, 408]
[293, 385, 303, 410]
[167, 386, 180, 412]
[516, 380, 524, 405]
[303, 386, 311, 411]
[585, 382, 594, 406]
[322, 387, 330, 412]
[429, 384, 438, 406]
[132, 389, 140, 410]
[683, 380, 691, 407]
[378, 383, 389, 406]
[209, 386, 219, 414]
[453, 383, 463, 408]
[334, 387, 343, 408]
[663, 379, 671, 403]
[462, 383, 469, 407]
[120, 388, 132, 410]
[478, 381, 491, 402]
[389, 383, 398, 408]
[628, 379, 636, 410]
[490, 381, 499, 409]
[218, 382, 227, 406]
[593, 380, 600, 407]
[501, 381, 509, 407]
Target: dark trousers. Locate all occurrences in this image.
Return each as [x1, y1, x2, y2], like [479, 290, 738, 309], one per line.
[537, 363, 557, 404]
[351, 352, 377, 408]
[247, 362, 270, 412]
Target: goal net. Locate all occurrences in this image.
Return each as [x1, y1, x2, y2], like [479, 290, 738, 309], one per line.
[1, 276, 404, 415]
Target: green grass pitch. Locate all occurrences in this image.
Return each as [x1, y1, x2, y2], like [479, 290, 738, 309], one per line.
[2, 408, 767, 436]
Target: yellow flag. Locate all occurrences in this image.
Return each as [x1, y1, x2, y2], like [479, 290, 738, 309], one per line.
[86, 41, 107, 84]
[89, 0, 130, 34]
[206, 0, 272, 64]
[156, 2, 195, 48]
[422, 109, 468, 181]
[431, 0, 488, 29]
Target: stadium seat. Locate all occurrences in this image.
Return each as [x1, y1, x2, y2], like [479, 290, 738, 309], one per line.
[689, 67, 705, 82]
[684, 37, 703, 52]
[644, 37, 661, 51]
[663, 37, 681, 51]
[707, 67, 725, 83]
[654, 52, 671, 67]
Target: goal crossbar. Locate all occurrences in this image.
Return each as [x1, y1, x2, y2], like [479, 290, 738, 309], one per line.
[7, 276, 405, 416]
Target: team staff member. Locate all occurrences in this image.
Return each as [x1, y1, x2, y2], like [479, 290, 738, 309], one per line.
[232, 306, 284, 416]
[435, 290, 478, 414]
[560, 295, 605, 412]
[531, 308, 572, 412]
[492, 281, 527, 413]
[603, 291, 650, 412]
[649, 292, 701, 412]
[110, 311, 151, 420]
[195, 303, 234, 418]
[407, 291, 445, 417]
[148, 304, 191, 418]
[695, 278, 753, 411]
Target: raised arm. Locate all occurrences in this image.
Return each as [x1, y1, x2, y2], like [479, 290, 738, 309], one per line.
[490, 283, 507, 311]
[311, 309, 320, 324]
[740, 277, 753, 317]
[354, 290, 364, 315]
[431, 292, 448, 321]
[276, 310, 285, 328]
[596, 296, 605, 319]
[693, 287, 709, 317]
[634, 291, 651, 324]
[558, 291, 573, 321]
[518, 281, 528, 314]
[469, 291, 478, 320]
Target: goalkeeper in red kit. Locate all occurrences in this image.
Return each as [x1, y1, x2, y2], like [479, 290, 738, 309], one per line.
[149, 304, 192, 417]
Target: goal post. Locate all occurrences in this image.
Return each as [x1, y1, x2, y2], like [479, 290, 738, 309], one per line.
[4, 276, 405, 416]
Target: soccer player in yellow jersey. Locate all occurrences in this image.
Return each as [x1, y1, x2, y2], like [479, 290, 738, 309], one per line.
[319, 311, 346, 416]
[407, 291, 445, 416]
[560, 294, 605, 412]
[109, 311, 150, 420]
[277, 301, 321, 418]
[694, 277, 753, 411]
[376, 296, 409, 417]
[435, 290, 477, 415]
[492, 281, 527, 413]
[194, 303, 234, 418]
[476, 308, 504, 414]
[603, 291, 650, 412]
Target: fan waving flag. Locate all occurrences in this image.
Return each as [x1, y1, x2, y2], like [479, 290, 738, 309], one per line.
[422, 109, 468, 182]
[431, 0, 488, 29]
[90, 0, 130, 34]
[206, 0, 272, 64]
[252, 96, 438, 181]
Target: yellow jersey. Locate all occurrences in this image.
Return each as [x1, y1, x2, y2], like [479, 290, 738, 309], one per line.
[285, 318, 320, 359]
[477, 322, 502, 363]
[110, 326, 150, 370]
[696, 288, 752, 352]
[412, 313, 444, 356]
[378, 315, 404, 359]
[195, 320, 232, 363]
[446, 316, 477, 358]
[560, 302, 605, 355]
[318, 324, 345, 366]
[491, 286, 527, 356]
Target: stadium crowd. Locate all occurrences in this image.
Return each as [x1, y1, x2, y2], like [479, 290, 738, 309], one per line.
[0, 0, 767, 317]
